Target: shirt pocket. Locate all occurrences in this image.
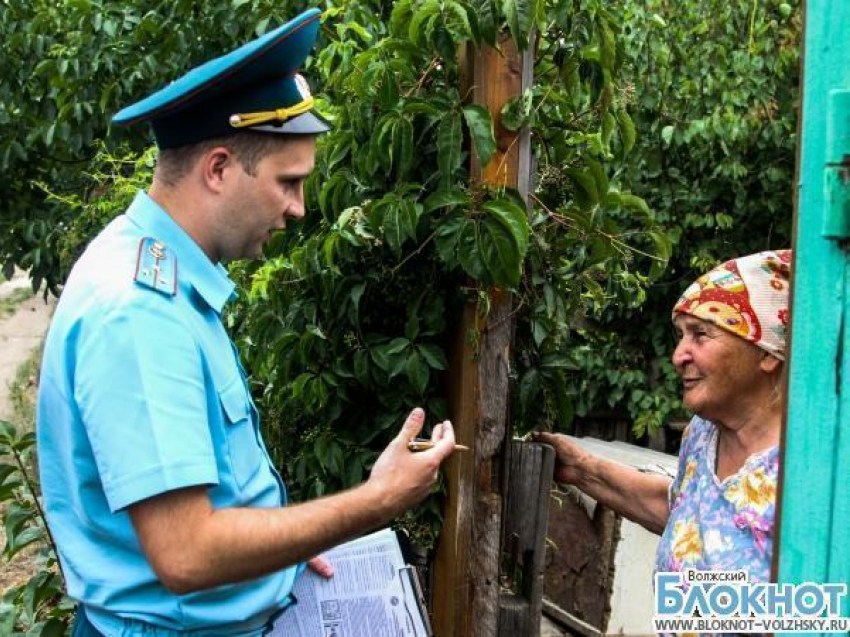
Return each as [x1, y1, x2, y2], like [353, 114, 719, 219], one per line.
[218, 374, 262, 489]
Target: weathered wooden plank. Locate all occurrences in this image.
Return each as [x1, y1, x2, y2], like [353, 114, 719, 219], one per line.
[469, 38, 529, 189]
[470, 290, 514, 637]
[542, 598, 602, 637]
[543, 486, 620, 631]
[432, 301, 480, 637]
[433, 291, 514, 637]
[433, 34, 533, 636]
[500, 442, 555, 637]
[498, 592, 531, 636]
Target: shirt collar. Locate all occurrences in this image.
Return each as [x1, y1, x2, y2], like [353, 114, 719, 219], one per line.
[126, 191, 236, 313]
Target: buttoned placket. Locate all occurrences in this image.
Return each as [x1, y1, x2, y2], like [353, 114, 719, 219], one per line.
[227, 338, 288, 501]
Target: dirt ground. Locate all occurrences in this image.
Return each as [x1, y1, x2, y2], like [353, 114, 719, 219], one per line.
[0, 274, 54, 422]
[0, 271, 56, 595]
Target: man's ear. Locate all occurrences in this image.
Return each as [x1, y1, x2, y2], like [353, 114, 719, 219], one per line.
[200, 147, 236, 194]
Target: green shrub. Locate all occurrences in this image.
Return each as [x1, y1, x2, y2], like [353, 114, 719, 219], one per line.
[0, 420, 74, 635]
[226, 0, 663, 546]
[559, 0, 799, 437]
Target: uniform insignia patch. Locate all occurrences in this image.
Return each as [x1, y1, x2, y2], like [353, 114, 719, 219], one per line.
[133, 237, 177, 296]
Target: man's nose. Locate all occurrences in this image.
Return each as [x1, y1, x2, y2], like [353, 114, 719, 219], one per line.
[287, 205, 305, 220]
[286, 188, 306, 219]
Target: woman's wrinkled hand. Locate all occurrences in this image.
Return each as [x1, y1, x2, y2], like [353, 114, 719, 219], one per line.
[532, 432, 593, 486]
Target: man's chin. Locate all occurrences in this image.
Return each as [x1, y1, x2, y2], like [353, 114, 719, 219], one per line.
[246, 242, 266, 259]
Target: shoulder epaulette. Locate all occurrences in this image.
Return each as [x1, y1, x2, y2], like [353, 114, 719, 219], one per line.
[133, 237, 177, 296]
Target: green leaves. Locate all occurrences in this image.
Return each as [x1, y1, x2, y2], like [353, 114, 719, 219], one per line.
[468, 0, 498, 45]
[0, 420, 73, 632]
[616, 109, 637, 154]
[438, 112, 464, 188]
[371, 194, 422, 257]
[374, 112, 415, 180]
[435, 195, 530, 288]
[606, 190, 651, 219]
[405, 352, 430, 395]
[406, 0, 472, 56]
[370, 338, 448, 396]
[409, 0, 443, 46]
[3, 503, 44, 559]
[419, 344, 449, 370]
[438, 105, 497, 182]
[483, 198, 530, 262]
[389, 199, 421, 255]
[647, 230, 673, 280]
[502, 0, 539, 50]
[424, 188, 472, 214]
[462, 105, 497, 168]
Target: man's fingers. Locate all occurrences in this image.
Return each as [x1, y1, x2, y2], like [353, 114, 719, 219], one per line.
[430, 420, 455, 457]
[431, 421, 446, 442]
[430, 422, 442, 443]
[307, 556, 334, 579]
[398, 407, 425, 443]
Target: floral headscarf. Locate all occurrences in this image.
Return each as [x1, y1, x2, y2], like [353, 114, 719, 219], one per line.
[672, 250, 792, 360]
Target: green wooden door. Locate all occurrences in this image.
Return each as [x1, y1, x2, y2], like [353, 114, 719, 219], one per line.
[778, 0, 850, 625]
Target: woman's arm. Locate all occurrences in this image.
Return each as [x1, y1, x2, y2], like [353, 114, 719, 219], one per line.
[534, 432, 671, 534]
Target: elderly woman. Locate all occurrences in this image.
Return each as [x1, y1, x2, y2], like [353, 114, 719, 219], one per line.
[536, 249, 791, 582]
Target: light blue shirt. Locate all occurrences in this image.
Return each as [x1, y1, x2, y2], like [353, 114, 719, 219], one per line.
[37, 191, 299, 635]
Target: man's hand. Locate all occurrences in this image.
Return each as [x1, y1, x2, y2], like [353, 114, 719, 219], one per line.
[129, 408, 455, 595]
[532, 432, 593, 486]
[367, 408, 455, 518]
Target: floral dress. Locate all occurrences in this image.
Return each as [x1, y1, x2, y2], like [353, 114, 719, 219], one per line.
[655, 416, 779, 583]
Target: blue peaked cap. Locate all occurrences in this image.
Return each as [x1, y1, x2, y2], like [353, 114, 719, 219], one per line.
[113, 8, 329, 149]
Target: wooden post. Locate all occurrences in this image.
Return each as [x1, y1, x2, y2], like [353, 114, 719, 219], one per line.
[498, 441, 555, 637]
[432, 35, 534, 637]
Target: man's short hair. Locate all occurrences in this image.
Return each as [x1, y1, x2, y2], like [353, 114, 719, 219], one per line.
[155, 132, 299, 186]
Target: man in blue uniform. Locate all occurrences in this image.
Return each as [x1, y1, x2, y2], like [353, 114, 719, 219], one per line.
[36, 8, 456, 636]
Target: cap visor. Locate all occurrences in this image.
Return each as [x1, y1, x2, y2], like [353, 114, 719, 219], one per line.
[250, 111, 331, 135]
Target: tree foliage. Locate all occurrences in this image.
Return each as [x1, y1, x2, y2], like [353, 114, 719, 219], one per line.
[222, 0, 663, 547]
[557, 0, 799, 437]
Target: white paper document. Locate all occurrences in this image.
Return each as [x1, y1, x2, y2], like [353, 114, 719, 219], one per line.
[268, 528, 431, 637]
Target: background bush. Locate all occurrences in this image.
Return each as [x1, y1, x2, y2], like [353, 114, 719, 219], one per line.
[560, 0, 799, 437]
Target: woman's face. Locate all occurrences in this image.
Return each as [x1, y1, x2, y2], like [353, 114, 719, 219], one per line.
[671, 314, 769, 423]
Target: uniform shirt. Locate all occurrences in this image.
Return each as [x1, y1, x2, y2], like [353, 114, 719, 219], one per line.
[37, 191, 299, 635]
[655, 416, 778, 583]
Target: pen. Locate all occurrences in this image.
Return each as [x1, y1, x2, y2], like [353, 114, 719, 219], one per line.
[408, 439, 470, 452]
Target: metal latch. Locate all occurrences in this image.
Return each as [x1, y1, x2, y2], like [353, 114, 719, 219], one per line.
[823, 89, 850, 239]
